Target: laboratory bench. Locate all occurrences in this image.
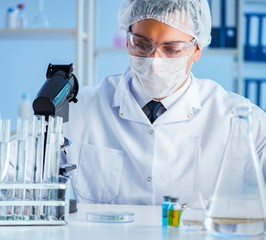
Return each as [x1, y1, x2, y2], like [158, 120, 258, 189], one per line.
[0, 203, 265, 240]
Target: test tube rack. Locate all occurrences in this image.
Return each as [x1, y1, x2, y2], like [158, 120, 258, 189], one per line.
[0, 178, 70, 225]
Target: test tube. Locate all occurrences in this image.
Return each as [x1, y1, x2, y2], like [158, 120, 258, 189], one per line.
[29, 115, 46, 220]
[43, 116, 63, 184]
[13, 118, 29, 220]
[0, 119, 11, 182]
[0, 118, 11, 220]
[43, 116, 63, 220]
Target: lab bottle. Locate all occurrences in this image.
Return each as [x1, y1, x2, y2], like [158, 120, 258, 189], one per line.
[18, 93, 33, 119]
[205, 106, 266, 237]
[6, 8, 17, 29]
[168, 197, 182, 228]
[16, 4, 28, 28]
[162, 195, 171, 227]
[113, 28, 126, 48]
[181, 137, 205, 231]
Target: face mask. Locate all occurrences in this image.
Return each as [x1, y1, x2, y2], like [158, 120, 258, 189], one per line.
[130, 52, 193, 99]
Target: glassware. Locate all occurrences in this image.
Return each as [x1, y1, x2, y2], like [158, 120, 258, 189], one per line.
[30, 0, 49, 28]
[13, 118, 29, 220]
[162, 195, 171, 227]
[43, 116, 63, 220]
[29, 115, 46, 220]
[0, 118, 11, 220]
[168, 197, 182, 228]
[0, 119, 11, 182]
[205, 106, 266, 237]
[43, 116, 63, 184]
[181, 137, 205, 231]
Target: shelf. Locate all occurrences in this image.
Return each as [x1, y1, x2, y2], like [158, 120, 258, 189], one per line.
[204, 48, 238, 56]
[245, 0, 266, 4]
[242, 62, 266, 69]
[95, 47, 127, 56]
[0, 28, 87, 40]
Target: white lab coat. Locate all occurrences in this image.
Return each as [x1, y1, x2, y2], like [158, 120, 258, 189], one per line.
[63, 69, 266, 205]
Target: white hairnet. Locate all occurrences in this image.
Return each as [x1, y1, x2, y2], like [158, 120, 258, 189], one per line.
[117, 0, 212, 49]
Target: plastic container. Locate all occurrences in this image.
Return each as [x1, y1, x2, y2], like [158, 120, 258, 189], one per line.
[6, 8, 17, 29]
[16, 4, 28, 28]
[18, 93, 33, 119]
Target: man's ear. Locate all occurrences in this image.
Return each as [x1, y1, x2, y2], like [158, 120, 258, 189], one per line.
[193, 44, 202, 62]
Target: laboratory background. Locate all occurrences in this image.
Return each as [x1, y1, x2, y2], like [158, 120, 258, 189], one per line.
[0, 0, 265, 131]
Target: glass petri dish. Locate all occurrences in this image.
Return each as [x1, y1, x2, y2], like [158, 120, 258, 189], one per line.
[86, 211, 134, 223]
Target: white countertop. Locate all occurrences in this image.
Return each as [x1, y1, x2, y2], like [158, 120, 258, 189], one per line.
[0, 204, 265, 240]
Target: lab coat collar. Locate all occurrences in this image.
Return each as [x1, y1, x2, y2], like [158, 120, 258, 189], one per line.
[112, 68, 150, 124]
[155, 74, 202, 125]
[112, 69, 202, 125]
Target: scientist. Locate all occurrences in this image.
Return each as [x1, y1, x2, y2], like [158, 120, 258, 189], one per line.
[63, 0, 266, 205]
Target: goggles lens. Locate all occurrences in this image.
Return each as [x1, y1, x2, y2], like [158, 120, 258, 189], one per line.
[127, 32, 196, 58]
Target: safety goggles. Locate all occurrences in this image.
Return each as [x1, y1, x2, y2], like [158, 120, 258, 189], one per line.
[127, 32, 197, 58]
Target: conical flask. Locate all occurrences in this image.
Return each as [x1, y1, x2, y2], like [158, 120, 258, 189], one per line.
[205, 106, 266, 236]
[181, 137, 206, 231]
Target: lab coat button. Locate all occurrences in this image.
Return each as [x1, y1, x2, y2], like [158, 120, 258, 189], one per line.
[150, 129, 154, 135]
[120, 112, 123, 117]
[187, 113, 193, 119]
[147, 177, 152, 182]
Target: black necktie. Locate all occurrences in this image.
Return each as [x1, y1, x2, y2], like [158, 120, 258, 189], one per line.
[147, 100, 163, 123]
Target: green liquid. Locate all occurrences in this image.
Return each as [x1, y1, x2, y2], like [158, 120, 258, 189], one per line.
[168, 209, 182, 227]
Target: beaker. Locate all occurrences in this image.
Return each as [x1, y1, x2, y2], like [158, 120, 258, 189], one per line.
[205, 106, 266, 236]
[181, 137, 205, 231]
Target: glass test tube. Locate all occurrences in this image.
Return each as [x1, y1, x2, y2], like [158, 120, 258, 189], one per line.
[29, 115, 46, 220]
[13, 118, 29, 220]
[0, 119, 11, 220]
[43, 116, 63, 220]
[0, 119, 11, 182]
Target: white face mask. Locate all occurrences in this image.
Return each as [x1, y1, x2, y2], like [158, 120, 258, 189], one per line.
[130, 52, 193, 99]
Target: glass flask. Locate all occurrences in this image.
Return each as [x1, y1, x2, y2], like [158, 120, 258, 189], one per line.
[181, 137, 205, 231]
[205, 106, 266, 236]
[31, 0, 49, 28]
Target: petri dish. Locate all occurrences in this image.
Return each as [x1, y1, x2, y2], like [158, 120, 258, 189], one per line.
[86, 211, 134, 223]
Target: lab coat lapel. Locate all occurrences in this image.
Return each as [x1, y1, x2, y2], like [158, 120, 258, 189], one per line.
[112, 71, 150, 124]
[154, 78, 202, 125]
